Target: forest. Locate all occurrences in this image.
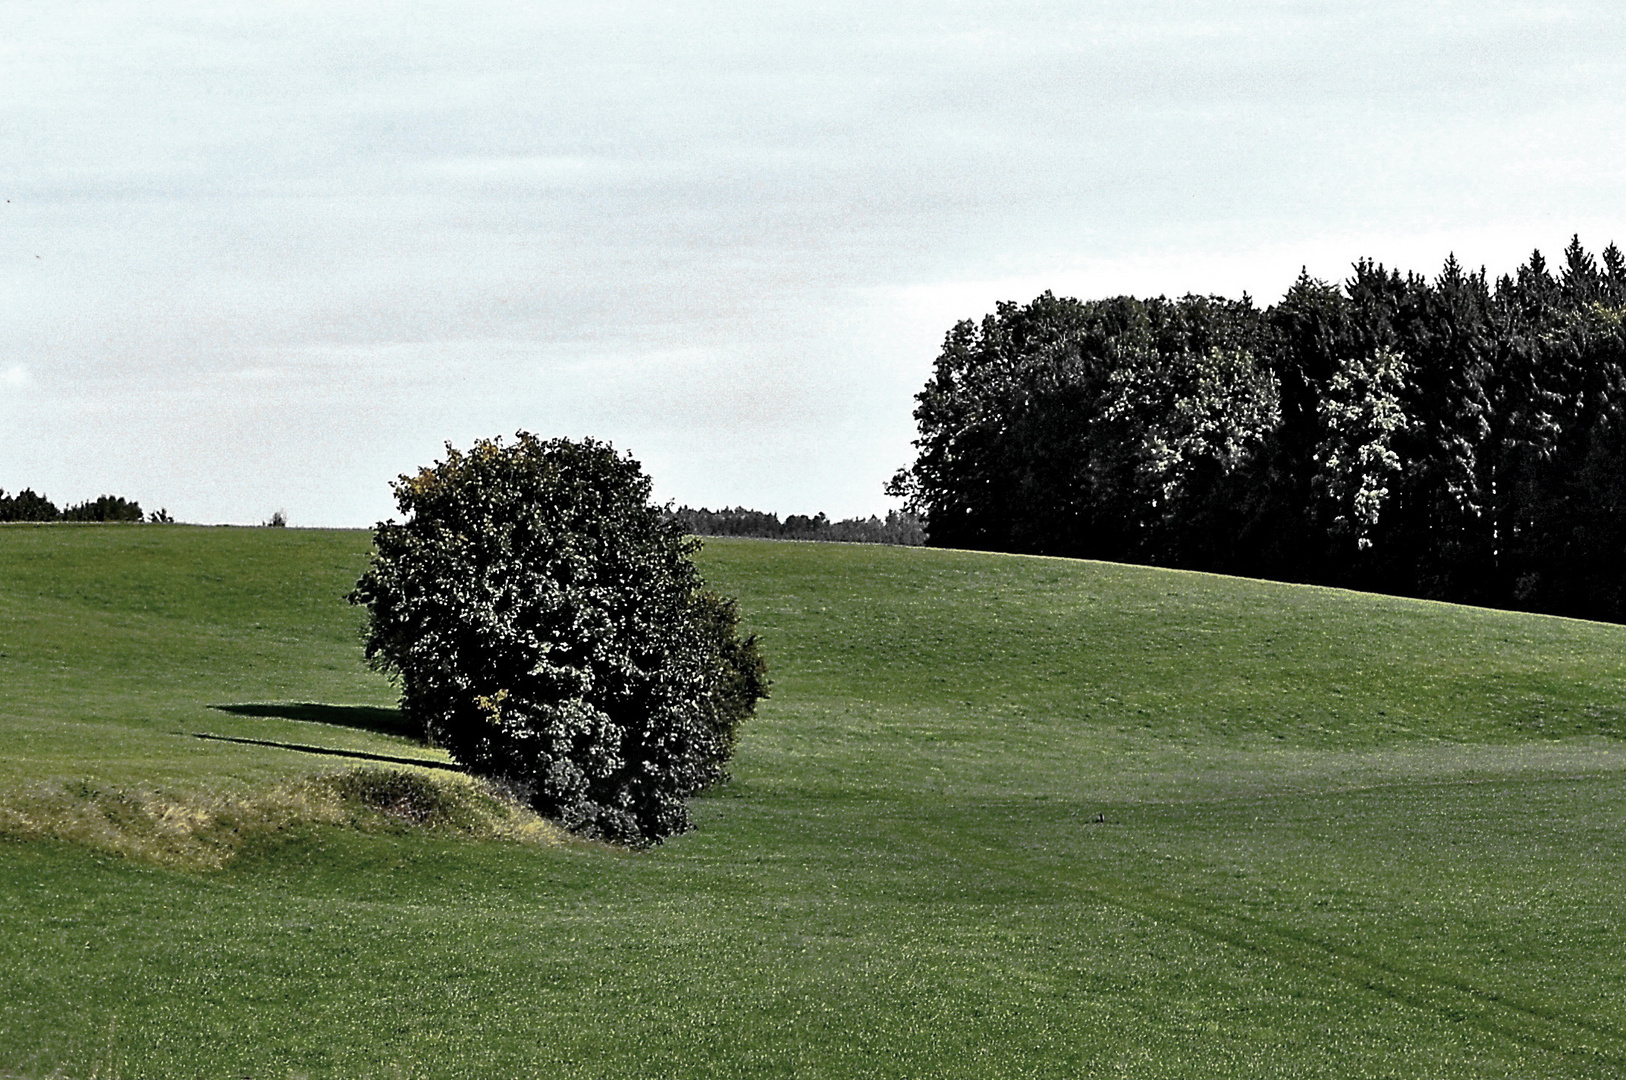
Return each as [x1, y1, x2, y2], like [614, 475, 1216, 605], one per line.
[889, 237, 1626, 622]
[669, 505, 925, 545]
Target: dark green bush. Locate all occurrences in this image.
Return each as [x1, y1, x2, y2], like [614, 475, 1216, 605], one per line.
[1, 490, 152, 523]
[349, 433, 768, 845]
[0, 488, 60, 522]
[689, 590, 771, 763]
[62, 495, 144, 522]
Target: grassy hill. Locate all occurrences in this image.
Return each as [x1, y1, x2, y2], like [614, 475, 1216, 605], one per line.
[2, 525, 1625, 1077]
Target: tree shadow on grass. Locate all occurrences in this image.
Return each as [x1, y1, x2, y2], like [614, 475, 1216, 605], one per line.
[187, 731, 460, 772]
[209, 702, 423, 744]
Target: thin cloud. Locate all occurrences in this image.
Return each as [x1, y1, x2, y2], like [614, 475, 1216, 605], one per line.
[3, 2, 1624, 525]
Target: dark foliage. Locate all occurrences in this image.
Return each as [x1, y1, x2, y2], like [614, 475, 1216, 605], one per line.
[670, 505, 925, 545]
[1, 489, 160, 523]
[688, 590, 771, 763]
[889, 238, 1626, 623]
[349, 434, 769, 845]
[0, 488, 61, 522]
[888, 291, 1278, 567]
[62, 495, 144, 522]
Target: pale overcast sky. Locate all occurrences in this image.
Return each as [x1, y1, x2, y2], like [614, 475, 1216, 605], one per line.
[3, 2, 1624, 526]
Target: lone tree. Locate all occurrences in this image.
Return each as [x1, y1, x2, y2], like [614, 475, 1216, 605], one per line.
[350, 434, 768, 844]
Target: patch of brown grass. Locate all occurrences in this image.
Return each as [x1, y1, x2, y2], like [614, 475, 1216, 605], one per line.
[0, 767, 565, 870]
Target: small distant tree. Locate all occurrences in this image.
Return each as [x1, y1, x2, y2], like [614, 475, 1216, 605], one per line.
[349, 434, 768, 844]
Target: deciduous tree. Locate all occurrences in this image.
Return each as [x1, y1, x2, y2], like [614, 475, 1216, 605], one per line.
[350, 434, 768, 844]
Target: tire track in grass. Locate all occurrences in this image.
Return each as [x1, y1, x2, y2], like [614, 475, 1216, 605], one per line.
[934, 830, 1626, 1070]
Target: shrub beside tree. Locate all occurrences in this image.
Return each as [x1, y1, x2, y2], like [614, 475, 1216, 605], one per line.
[349, 434, 768, 845]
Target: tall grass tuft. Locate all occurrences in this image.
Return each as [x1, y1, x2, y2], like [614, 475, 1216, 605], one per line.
[0, 768, 566, 871]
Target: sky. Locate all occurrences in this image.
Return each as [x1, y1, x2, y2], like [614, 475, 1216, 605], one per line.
[3, 2, 1625, 527]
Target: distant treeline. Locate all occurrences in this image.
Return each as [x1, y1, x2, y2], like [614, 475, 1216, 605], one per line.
[670, 506, 925, 546]
[888, 237, 1626, 622]
[0, 489, 171, 523]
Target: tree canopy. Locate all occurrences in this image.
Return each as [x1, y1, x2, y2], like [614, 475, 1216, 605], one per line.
[889, 238, 1626, 622]
[0, 490, 153, 523]
[350, 434, 768, 844]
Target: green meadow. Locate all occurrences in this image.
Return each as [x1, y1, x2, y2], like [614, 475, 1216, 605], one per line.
[3, 524, 1625, 1078]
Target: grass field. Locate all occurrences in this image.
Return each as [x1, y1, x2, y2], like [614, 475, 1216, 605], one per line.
[2, 524, 1625, 1078]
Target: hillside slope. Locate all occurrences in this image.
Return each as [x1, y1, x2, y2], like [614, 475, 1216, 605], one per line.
[2, 527, 1624, 1078]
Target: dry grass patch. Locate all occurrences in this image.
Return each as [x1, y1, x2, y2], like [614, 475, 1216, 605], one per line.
[0, 767, 566, 871]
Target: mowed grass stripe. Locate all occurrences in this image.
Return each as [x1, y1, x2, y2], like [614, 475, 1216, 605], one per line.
[879, 761, 1626, 1069]
[937, 832, 1626, 1068]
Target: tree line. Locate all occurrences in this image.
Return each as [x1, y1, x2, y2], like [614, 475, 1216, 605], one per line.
[888, 237, 1626, 623]
[669, 506, 925, 546]
[0, 489, 170, 523]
